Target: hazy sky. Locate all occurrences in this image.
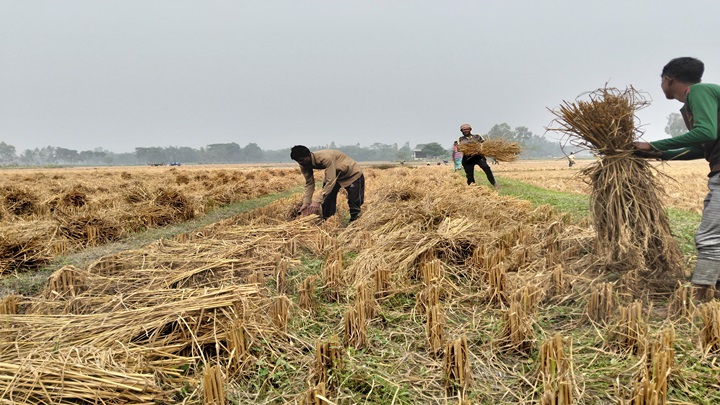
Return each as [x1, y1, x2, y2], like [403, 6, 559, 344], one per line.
[2, 1, 719, 154]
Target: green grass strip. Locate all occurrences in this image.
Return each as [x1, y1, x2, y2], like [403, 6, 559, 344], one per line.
[495, 175, 700, 255]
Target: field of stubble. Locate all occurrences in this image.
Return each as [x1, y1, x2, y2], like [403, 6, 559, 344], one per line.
[493, 159, 710, 214]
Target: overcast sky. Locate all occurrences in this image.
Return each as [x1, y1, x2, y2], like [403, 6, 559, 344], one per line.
[2, 1, 719, 154]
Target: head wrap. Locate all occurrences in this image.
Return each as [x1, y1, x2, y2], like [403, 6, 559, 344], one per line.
[459, 124, 472, 130]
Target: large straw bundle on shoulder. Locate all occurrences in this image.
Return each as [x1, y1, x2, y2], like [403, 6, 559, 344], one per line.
[457, 138, 521, 162]
[548, 86, 683, 286]
[481, 138, 522, 162]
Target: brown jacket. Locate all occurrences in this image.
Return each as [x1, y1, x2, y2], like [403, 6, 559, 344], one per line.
[301, 150, 363, 204]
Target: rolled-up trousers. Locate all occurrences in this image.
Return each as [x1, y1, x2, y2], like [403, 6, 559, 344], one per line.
[692, 172, 720, 286]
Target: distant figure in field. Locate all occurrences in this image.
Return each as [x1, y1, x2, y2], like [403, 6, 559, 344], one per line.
[290, 145, 365, 222]
[567, 152, 576, 167]
[452, 141, 463, 171]
[457, 123, 497, 188]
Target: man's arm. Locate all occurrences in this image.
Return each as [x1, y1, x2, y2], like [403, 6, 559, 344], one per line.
[301, 167, 315, 205]
[315, 160, 338, 203]
[650, 86, 719, 151]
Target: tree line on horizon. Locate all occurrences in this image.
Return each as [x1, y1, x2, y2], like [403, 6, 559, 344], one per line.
[4, 119, 660, 166]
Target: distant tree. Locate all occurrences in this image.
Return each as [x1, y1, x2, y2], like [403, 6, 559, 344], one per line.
[243, 143, 264, 162]
[665, 112, 687, 136]
[421, 142, 447, 158]
[0, 142, 16, 163]
[513, 126, 533, 141]
[206, 143, 242, 162]
[487, 123, 514, 139]
[397, 142, 412, 161]
[55, 147, 79, 163]
[135, 147, 167, 163]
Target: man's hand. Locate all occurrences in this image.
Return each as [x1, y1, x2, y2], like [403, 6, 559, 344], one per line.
[299, 203, 309, 214]
[633, 141, 653, 151]
[632, 141, 662, 159]
[633, 150, 663, 159]
[300, 201, 321, 216]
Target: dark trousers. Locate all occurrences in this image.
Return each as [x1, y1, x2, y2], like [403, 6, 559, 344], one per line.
[462, 155, 496, 185]
[322, 174, 365, 221]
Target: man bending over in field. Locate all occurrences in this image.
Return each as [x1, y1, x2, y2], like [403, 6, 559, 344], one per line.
[290, 145, 365, 222]
[634, 57, 720, 302]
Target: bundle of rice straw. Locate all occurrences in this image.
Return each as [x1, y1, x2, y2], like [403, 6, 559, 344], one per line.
[481, 138, 522, 162]
[548, 86, 683, 285]
[457, 138, 521, 162]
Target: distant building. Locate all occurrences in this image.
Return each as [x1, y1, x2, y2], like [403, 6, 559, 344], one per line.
[412, 149, 427, 160]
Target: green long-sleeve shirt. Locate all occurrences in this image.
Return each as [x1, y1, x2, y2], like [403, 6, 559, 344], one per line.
[650, 83, 720, 167]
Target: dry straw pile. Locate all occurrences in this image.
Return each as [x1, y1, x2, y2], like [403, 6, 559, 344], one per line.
[549, 86, 683, 287]
[0, 166, 301, 272]
[457, 138, 522, 162]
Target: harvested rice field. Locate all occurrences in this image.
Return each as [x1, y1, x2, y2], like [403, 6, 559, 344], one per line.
[0, 165, 301, 272]
[494, 159, 709, 214]
[0, 163, 718, 404]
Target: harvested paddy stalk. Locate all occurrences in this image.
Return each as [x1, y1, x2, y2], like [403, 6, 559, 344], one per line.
[586, 282, 617, 324]
[499, 299, 536, 354]
[415, 283, 440, 316]
[443, 335, 472, 399]
[487, 264, 509, 306]
[373, 267, 391, 298]
[202, 364, 226, 405]
[698, 301, 720, 353]
[548, 264, 570, 298]
[344, 296, 368, 349]
[622, 328, 674, 405]
[420, 258, 443, 285]
[0, 294, 17, 315]
[549, 87, 683, 284]
[513, 284, 543, 316]
[275, 258, 288, 295]
[302, 382, 327, 405]
[270, 295, 291, 333]
[322, 249, 344, 302]
[356, 283, 376, 321]
[538, 333, 574, 405]
[426, 304, 445, 356]
[667, 282, 696, 319]
[226, 318, 249, 374]
[246, 271, 266, 288]
[315, 335, 343, 387]
[298, 276, 317, 311]
[609, 300, 648, 354]
[41, 265, 86, 299]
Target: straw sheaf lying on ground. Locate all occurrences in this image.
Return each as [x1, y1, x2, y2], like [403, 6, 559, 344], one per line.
[457, 138, 522, 162]
[1, 213, 325, 403]
[337, 168, 588, 292]
[0, 167, 302, 272]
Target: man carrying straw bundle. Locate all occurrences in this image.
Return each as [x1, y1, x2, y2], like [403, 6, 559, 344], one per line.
[634, 57, 720, 302]
[457, 123, 498, 188]
[290, 145, 365, 222]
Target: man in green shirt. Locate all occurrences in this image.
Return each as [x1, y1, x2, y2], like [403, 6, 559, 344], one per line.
[290, 145, 365, 222]
[635, 57, 720, 302]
